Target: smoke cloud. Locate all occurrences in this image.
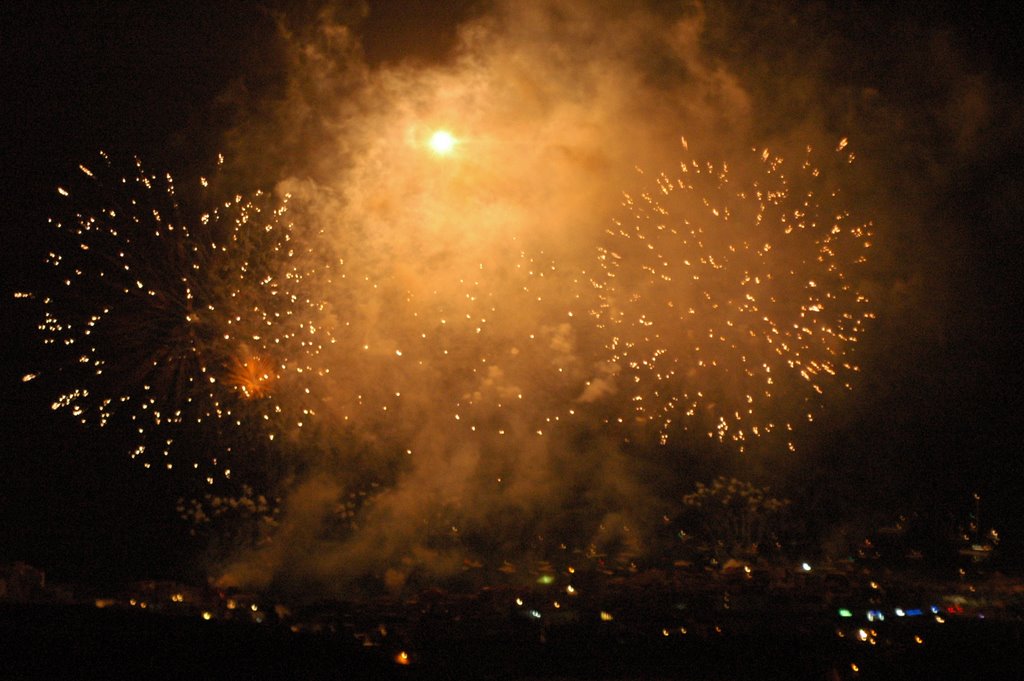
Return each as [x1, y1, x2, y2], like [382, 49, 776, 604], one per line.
[203, 1, 1015, 594]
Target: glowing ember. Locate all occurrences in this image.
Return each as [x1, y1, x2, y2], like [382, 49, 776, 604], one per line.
[226, 353, 276, 399]
[428, 129, 457, 155]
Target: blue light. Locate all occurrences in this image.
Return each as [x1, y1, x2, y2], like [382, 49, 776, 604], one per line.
[906, 609, 922, 617]
[867, 610, 885, 622]
[930, 605, 940, 614]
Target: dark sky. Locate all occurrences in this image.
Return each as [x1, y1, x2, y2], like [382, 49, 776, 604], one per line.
[1, 1, 1021, 584]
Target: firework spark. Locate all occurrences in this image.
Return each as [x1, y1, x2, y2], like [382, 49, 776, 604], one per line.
[592, 139, 875, 451]
[36, 152, 337, 474]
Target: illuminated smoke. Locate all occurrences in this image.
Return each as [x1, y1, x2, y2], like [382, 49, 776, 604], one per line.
[208, 2, 879, 591]
[34, 1, 906, 593]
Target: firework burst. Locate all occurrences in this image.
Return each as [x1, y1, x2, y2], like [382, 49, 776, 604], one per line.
[34, 152, 337, 475]
[592, 139, 875, 451]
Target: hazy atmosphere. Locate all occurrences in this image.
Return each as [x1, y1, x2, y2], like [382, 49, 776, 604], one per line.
[3, 1, 1021, 597]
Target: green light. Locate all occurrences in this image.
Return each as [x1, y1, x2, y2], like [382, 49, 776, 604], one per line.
[537, 574, 555, 585]
[838, 608, 853, 618]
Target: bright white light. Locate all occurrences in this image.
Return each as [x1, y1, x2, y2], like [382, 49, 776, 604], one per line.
[801, 562, 812, 572]
[429, 130, 457, 155]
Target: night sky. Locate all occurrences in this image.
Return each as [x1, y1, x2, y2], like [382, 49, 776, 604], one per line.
[2, 1, 1022, 588]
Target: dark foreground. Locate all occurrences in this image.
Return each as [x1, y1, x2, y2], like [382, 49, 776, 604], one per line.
[3, 601, 1021, 681]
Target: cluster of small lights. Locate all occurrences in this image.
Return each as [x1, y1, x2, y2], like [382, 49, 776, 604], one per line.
[324, 237, 587, 449]
[592, 138, 874, 451]
[34, 152, 338, 473]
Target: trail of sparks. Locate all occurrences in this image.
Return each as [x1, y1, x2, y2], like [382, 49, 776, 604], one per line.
[592, 139, 875, 452]
[36, 152, 337, 475]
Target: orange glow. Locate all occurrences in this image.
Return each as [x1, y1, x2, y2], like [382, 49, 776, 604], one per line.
[429, 130, 457, 155]
[226, 353, 275, 398]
